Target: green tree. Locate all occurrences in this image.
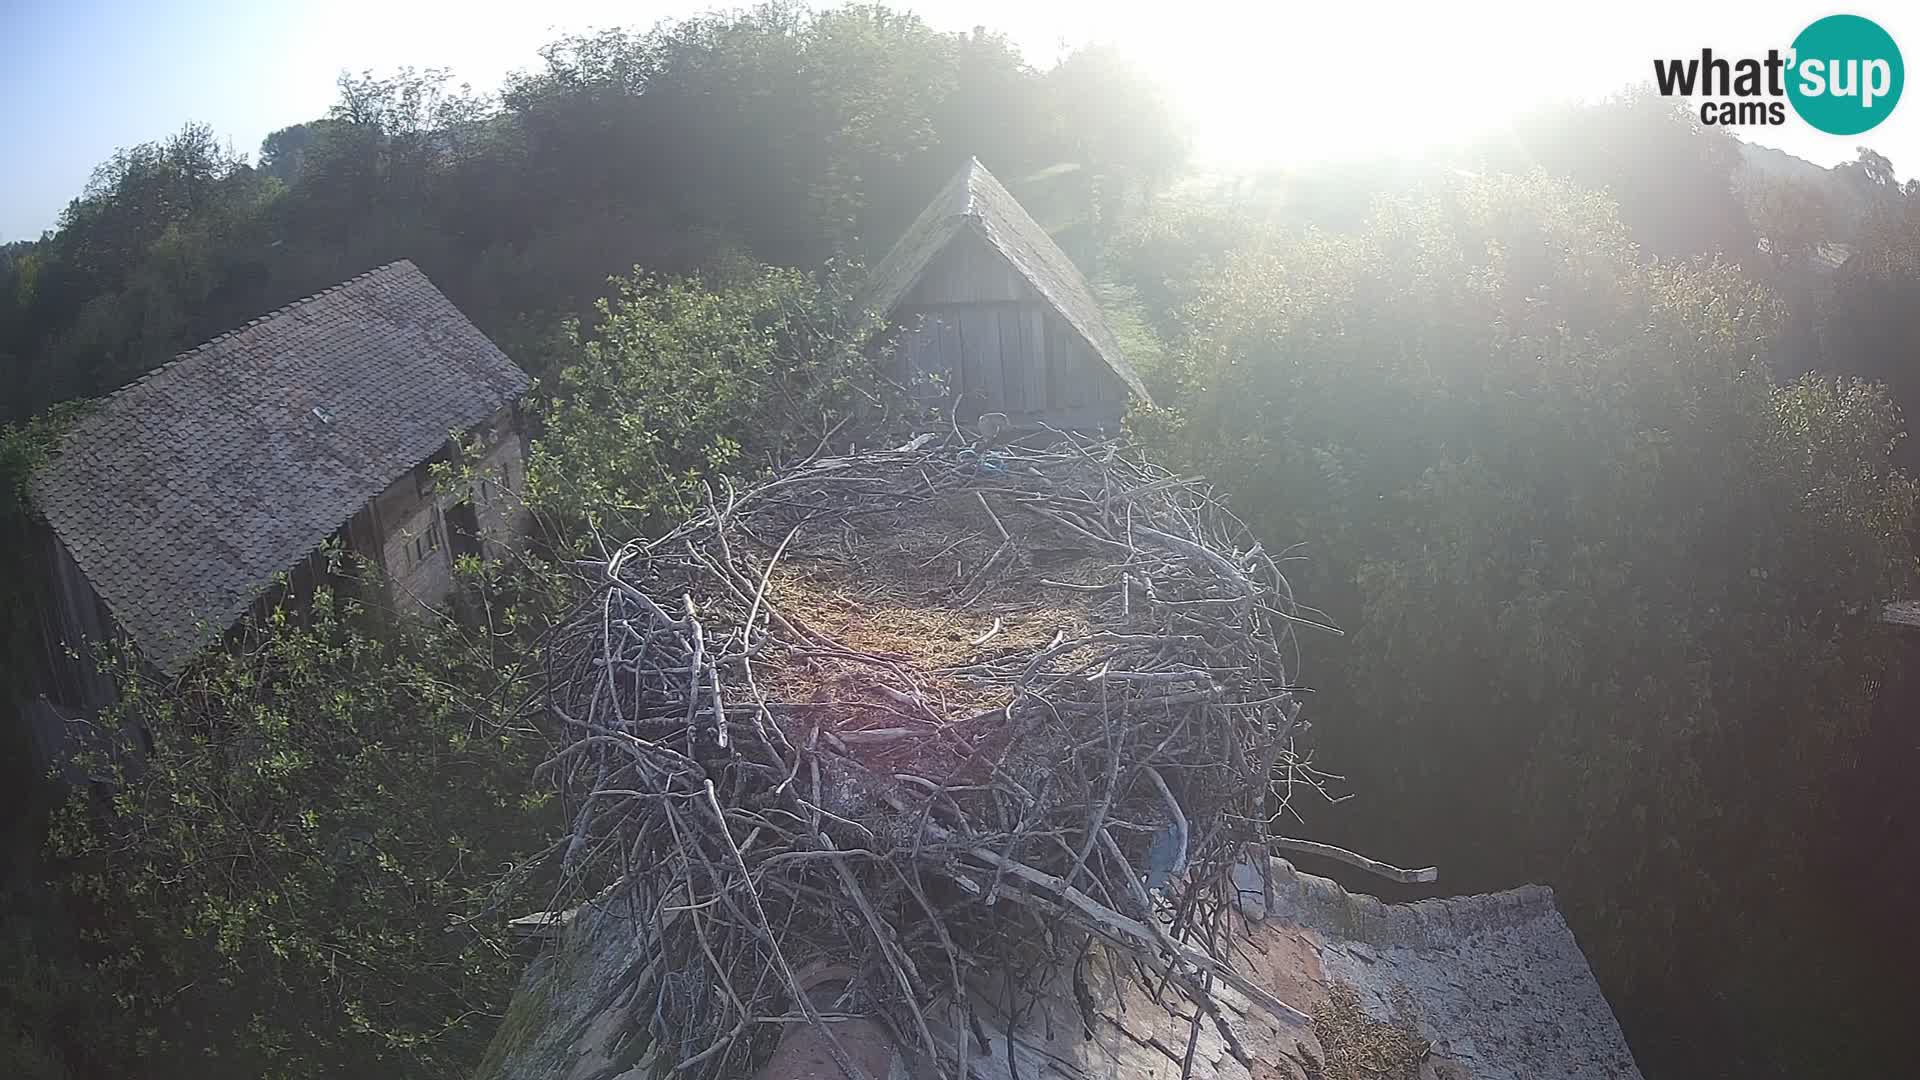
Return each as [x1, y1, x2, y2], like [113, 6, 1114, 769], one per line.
[1130, 170, 1916, 1079]
[1483, 91, 1756, 261]
[47, 571, 558, 1080]
[529, 263, 896, 540]
[1815, 191, 1920, 466]
[4, 125, 285, 413]
[1037, 44, 1187, 259]
[0, 4, 1190, 422]
[8, 258, 903, 1079]
[1741, 175, 1834, 260]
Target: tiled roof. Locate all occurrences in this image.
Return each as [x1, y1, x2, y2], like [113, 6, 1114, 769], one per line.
[31, 260, 528, 676]
[478, 857, 1643, 1080]
[865, 157, 1151, 403]
[1246, 858, 1644, 1079]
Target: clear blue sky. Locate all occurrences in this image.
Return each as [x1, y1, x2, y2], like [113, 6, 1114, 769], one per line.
[3, 1, 300, 240]
[6, 1, 1919, 242]
[0, 1, 696, 240]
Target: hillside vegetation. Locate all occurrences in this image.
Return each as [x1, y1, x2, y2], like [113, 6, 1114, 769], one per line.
[5, 6, 1920, 1079]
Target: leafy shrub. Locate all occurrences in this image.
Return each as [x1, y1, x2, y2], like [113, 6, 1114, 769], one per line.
[529, 263, 899, 540]
[1131, 170, 1917, 1076]
[46, 567, 557, 1080]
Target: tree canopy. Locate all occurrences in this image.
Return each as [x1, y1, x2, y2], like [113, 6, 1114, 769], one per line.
[5, 6, 1920, 1080]
[1119, 169, 1917, 1078]
[0, 2, 1184, 423]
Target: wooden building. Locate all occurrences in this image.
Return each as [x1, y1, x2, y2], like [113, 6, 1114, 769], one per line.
[17, 260, 530, 771]
[865, 158, 1149, 429]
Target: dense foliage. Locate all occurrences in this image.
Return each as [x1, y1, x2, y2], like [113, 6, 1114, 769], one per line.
[528, 264, 898, 540]
[42, 569, 556, 1079]
[3, 255, 894, 1078]
[0, 406, 89, 702]
[1121, 171, 1917, 1078]
[1816, 193, 1920, 467]
[5, 6, 1920, 1079]
[0, 2, 1182, 422]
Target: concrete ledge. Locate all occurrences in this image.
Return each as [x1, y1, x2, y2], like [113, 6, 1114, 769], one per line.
[1265, 857, 1561, 949]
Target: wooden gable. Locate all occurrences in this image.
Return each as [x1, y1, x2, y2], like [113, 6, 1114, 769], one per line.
[891, 230, 1129, 425]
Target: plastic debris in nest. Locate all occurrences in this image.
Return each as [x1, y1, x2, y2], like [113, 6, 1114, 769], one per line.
[535, 430, 1336, 1079]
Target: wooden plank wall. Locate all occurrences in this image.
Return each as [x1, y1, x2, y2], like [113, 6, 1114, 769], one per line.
[903, 231, 1028, 304]
[893, 231, 1125, 424]
[13, 526, 127, 778]
[34, 527, 120, 711]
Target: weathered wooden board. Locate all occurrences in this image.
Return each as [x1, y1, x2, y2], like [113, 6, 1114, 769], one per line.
[1023, 306, 1050, 413]
[958, 307, 1004, 409]
[904, 231, 1032, 306]
[998, 306, 1030, 413]
[884, 227, 1128, 425]
[897, 314, 964, 402]
[1047, 311, 1091, 410]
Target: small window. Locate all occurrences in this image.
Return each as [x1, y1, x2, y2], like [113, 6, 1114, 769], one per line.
[409, 511, 442, 565]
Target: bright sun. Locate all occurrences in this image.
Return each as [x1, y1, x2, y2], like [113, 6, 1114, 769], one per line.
[1085, 4, 1691, 168]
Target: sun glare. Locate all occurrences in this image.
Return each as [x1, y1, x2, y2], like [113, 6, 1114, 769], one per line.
[1113, 4, 1739, 168]
[1121, 8, 1562, 167]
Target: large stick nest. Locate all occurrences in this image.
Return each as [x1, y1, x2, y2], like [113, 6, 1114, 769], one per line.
[538, 432, 1324, 1078]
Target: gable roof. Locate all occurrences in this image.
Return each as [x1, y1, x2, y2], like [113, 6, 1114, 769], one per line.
[865, 157, 1150, 403]
[31, 260, 528, 676]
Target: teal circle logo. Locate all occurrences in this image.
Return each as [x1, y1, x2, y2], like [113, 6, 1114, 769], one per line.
[1787, 15, 1903, 135]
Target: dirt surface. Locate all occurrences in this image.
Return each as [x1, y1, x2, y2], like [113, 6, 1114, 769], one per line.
[1311, 986, 1431, 1080]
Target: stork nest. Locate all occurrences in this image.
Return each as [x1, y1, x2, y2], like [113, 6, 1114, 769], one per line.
[537, 432, 1327, 1078]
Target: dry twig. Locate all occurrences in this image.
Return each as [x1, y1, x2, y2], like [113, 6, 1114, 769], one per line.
[537, 430, 1331, 1078]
